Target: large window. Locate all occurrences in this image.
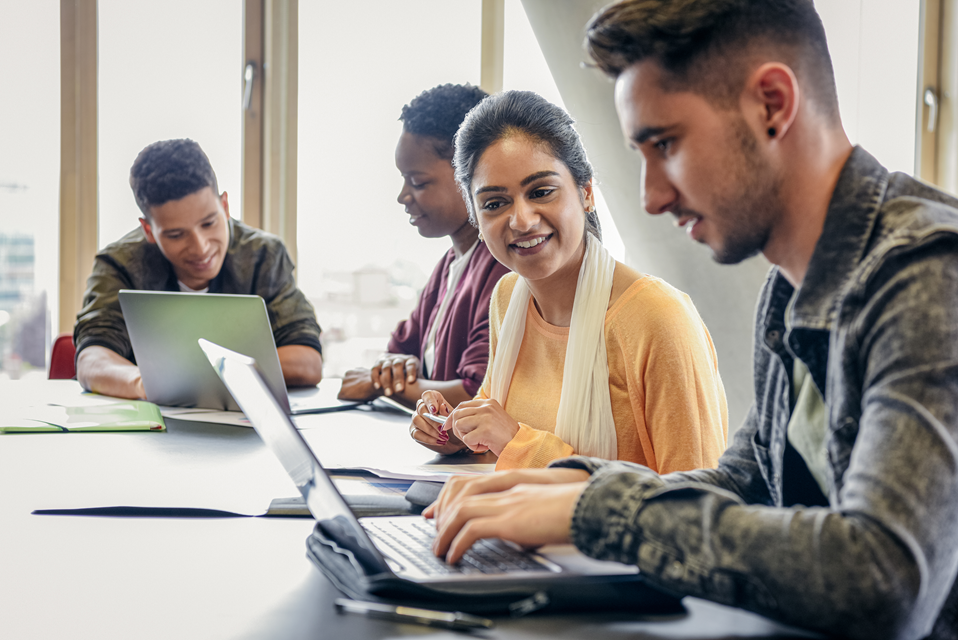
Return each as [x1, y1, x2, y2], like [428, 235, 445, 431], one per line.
[298, 0, 482, 376]
[98, 0, 243, 249]
[0, 1, 60, 379]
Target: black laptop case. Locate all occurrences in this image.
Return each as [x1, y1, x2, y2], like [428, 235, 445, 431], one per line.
[305, 521, 684, 617]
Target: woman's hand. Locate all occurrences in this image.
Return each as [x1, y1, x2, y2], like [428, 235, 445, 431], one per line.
[409, 391, 469, 455]
[371, 353, 421, 397]
[448, 398, 520, 456]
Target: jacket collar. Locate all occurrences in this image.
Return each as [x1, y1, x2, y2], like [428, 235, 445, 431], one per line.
[768, 146, 889, 334]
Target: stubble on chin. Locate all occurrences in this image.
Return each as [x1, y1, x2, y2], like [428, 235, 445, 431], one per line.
[709, 117, 783, 265]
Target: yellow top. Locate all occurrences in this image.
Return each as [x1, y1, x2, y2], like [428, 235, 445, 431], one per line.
[481, 270, 728, 473]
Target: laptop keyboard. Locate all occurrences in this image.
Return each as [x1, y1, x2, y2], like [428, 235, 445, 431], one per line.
[361, 518, 551, 576]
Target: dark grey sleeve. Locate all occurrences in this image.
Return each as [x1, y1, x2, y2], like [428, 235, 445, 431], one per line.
[73, 255, 137, 362]
[257, 244, 322, 355]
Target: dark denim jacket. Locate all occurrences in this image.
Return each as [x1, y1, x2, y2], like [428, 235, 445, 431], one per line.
[553, 148, 958, 640]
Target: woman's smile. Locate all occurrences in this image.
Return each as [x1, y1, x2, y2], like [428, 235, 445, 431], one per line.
[510, 233, 552, 256]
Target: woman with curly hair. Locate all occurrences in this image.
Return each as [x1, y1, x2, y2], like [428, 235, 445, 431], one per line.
[339, 84, 510, 409]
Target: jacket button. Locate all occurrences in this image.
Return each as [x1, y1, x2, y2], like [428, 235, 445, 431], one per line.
[667, 560, 684, 580]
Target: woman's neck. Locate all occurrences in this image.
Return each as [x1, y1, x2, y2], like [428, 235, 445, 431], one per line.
[525, 239, 586, 327]
[450, 220, 480, 258]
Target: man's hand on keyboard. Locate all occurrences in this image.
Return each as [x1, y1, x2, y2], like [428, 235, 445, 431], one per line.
[424, 469, 590, 564]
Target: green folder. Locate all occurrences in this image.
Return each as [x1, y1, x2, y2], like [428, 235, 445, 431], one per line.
[1, 400, 166, 433]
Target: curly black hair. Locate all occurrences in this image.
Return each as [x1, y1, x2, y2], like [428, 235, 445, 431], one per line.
[129, 139, 219, 218]
[399, 83, 489, 160]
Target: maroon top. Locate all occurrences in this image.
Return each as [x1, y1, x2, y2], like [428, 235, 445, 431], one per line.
[388, 242, 509, 397]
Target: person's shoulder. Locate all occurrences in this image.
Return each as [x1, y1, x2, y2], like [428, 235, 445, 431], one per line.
[99, 226, 150, 258]
[473, 241, 510, 275]
[96, 226, 169, 278]
[607, 270, 703, 334]
[882, 174, 958, 241]
[489, 272, 520, 320]
[229, 218, 288, 257]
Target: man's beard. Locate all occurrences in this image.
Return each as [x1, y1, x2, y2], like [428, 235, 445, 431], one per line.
[706, 117, 783, 265]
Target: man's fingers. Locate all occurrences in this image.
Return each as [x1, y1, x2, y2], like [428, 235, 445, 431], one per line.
[405, 358, 418, 383]
[432, 496, 497, 558]
[446, 517, 506, 564]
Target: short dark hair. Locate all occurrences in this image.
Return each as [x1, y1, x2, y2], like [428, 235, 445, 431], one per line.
[129, 139, 219, 218]
[399, 83, 489, 160]
[586, 0, 839, 121]
[453, 91, 601, 239]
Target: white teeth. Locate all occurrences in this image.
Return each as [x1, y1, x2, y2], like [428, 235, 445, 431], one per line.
[514, 237, 546, 249]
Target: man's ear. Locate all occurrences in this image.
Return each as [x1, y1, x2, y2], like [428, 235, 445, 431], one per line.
[139, 217, 157, 244]
[746, 62, 800, 140]
[219, 191, 230, 218]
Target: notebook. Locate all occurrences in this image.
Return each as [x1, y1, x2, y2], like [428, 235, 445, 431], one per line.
[198, 339, 656, 600]
[118, 290, 357, 415]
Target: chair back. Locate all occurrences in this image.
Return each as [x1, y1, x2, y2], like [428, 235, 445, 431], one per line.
[49, 334, 77, 379]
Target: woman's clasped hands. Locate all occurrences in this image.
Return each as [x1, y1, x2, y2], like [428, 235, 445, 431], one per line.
[409, 390, 521, 456]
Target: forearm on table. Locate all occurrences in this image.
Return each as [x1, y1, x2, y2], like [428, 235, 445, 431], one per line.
[278, 344, 323, 386]
[76, 345, 145, 399]
[563, 458, 944, 640]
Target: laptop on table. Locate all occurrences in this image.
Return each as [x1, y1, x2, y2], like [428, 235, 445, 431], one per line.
[119, 290, 357, 415]
[199, 339, 682, 615]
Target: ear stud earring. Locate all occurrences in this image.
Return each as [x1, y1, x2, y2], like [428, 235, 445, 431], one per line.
[768, 127, 777, 137]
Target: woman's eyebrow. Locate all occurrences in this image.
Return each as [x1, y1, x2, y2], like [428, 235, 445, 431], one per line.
[520, 170, 560, 187]
[474, 185, 506, 196]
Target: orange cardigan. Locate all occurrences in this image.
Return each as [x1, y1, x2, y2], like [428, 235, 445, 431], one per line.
[482, 272, 728, 473]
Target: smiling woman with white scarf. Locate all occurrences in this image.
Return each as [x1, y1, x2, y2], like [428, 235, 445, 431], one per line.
[409, 91, 728, 473]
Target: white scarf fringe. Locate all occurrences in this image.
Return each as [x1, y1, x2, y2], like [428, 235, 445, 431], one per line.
[489, 233, 617, 460]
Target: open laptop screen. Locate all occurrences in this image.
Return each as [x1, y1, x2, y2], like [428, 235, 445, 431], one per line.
[200, 339, 391, 575]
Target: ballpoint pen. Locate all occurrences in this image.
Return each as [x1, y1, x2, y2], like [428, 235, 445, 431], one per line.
[422, 412, 448, 425]
[334, 598, 494, 630]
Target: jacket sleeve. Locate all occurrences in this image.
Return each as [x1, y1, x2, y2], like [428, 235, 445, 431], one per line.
[553, 240, 958, 640]
[257, 244, 322, 354]
[73, 254, 138, 362]
[387, 254, 448, 358]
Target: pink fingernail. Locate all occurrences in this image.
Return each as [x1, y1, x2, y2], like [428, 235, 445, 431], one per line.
[429, 404, 436, 413]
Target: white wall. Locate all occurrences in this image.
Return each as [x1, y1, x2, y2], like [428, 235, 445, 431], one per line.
[817, 0, 921, 174]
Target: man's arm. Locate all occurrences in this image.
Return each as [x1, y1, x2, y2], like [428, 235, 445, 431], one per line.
[277, 344, 322, 387]
[76, 345, 146, 399]
[562, 244, 958, 640]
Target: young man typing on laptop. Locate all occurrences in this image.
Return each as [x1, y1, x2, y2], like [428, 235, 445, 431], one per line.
[426, 1, 958, 638]
[75, 138, 323, 400]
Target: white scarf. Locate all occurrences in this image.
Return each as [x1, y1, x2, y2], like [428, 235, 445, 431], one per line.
[488, 233, 617, 459]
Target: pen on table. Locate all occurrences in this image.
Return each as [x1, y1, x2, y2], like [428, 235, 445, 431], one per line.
[334, 598, 494, 630]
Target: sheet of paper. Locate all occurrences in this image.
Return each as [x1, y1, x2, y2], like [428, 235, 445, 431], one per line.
[327, 463, 496, 483]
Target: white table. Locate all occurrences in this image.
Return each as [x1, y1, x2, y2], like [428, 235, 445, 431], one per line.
[0, 380, 819, 639]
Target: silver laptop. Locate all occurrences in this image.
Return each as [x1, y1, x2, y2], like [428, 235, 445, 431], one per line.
[119, 290, 356, 415]
[199, 338, 639, 587]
